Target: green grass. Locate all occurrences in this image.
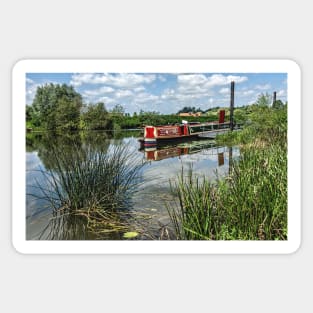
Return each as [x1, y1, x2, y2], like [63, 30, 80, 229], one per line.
[168, 143, 287, 240]
[167, 105, 287, 240]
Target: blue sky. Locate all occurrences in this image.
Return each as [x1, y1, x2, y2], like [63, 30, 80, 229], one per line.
[26, 72, 287, 114]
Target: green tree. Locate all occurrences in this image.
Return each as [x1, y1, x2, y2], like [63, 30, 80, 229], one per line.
[255, 93, 272, 107]
[32, 83, 82, 130]
[26, 105, 33, 122]
[272, 99, 284, 109]
[110, 104, 126, 130]
[111, 104, 125, 115]
[55, 96, 81, 130]
[177, 106, 196, 114]
[82, 102, 113, 130]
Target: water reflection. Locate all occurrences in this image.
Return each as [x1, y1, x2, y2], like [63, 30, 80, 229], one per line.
[26, 131, 239, 240]
[26, 131, 114, 170]
[26, 130, 144, 240]
[139, 139, 230, 168]
[132, 139, 239, 238]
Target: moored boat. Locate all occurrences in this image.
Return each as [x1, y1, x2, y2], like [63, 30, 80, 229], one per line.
[139, 110, 230, 146]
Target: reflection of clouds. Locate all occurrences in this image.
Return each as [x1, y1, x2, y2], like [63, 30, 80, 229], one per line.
[26, 152, 47, 189]
[133, 145, 239, 218]
[140, 146, 240, 189]
[26, 152, 42, 171]
[26, 152, 52, 221]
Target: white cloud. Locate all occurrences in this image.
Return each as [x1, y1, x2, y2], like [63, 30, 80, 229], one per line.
[160, 88, 208, 103]
[115, 90, 134, 99]
[98, 96, 115, 106]
[277, 89, 286, 97]
[26, 79, 38, 104]
[205, 74, 248, 87]
[177, 85, 210, 95]
[255, 84, 271, 90]
[70, 73, 156, 88]
[219, 87, 229, 94]
[161, 88, 177, 100]
[81, 86, 116, 104]
[157, 74, 247, 112]
[135, 92, 159, 103]
[133, 86, 146, 93]
[177, 74, 247, 96]
[67, 73, 250, 114]
[242, 90, 255, 96]
[99, 86, 115, 93]
[158, 75, 167, 82]
[177, 74, 208, 86]
[84, 86, 115, 97]
[70, 73, 95, 87]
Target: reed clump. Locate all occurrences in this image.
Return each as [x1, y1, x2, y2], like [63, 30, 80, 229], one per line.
[32, 141, 144, 239]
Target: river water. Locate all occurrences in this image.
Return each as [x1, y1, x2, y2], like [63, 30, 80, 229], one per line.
[26, 130, 239, 240]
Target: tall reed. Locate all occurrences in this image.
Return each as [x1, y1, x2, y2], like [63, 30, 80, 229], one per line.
[31, 141, 144, 239]
[168, 105, 287, 240]
[168, 143, 287, 240]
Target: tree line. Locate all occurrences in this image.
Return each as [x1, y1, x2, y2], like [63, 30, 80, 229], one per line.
[26, 84, 286, 132]
[26, 83, 217, 131]
[26, 83, 114, 131]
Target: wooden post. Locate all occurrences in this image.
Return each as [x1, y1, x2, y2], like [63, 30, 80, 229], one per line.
[228, 146, 233, 176]
[230, 81, 235, 131]
[272, 91, 277, 107]
[218, 152, 224, 166]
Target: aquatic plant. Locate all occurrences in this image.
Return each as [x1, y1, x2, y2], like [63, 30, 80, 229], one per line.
[30, 141, 145, 239]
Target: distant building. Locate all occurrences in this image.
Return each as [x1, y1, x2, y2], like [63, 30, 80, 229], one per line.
[178, 112, 202, 117]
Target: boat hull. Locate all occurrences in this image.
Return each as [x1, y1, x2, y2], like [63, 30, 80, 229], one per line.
[140, 121, 230, 146]
[138, 133, 200, 147]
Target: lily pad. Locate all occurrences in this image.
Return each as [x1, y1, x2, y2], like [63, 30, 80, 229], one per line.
[123, 232, 139, 239]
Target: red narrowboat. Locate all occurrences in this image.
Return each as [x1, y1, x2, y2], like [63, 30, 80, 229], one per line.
[139, 110, 230, 146]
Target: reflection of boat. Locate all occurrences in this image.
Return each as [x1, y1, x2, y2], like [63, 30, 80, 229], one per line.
[139, 110, 231, 147]
[141, 141, 226, 165]
[144, 146, 187, 161]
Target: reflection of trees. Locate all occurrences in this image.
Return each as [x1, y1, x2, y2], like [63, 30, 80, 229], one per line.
[28, 132, 83, 170]
[80, 131, 113, 151]
[26, 132, 45, 153]
[27, 133, 145, 240]
[26, 131, 114, 171]
[112, 129, 141, 140]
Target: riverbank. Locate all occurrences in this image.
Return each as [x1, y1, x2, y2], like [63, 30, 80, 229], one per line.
[167, 105, 287, 240]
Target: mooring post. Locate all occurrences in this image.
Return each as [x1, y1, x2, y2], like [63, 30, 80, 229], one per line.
[272, 91, 277, 107]
[228, 146, 233, 176]
[230, 81, 235, 131]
